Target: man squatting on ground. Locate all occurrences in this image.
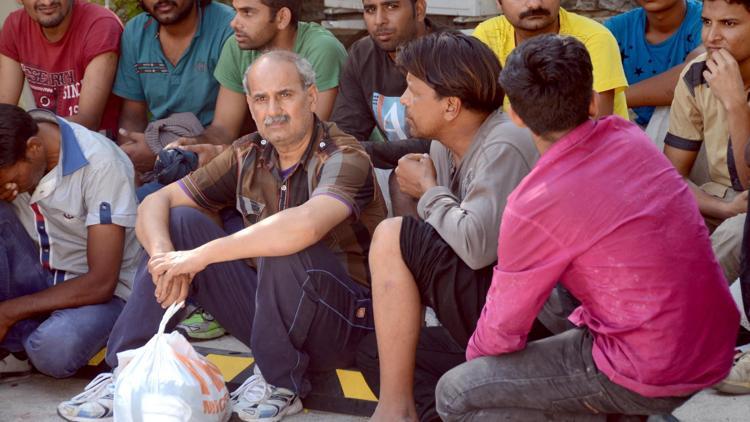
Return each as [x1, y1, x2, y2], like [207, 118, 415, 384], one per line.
[358, 31, 539, 422]
[435, 34, 740, 421]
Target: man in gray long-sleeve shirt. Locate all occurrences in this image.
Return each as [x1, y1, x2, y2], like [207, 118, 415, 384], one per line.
[361, 32, 538, 422]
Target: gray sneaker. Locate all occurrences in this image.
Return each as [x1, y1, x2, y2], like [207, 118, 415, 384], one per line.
[235, 384, 303, 422]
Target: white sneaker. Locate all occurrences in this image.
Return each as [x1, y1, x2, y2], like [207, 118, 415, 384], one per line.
[714, 351, 750, 395]
[235, 384, 303, 422]
[0, 350, 32, 378]
[57, 372, 115, 421]
[231, 365, 270, 407]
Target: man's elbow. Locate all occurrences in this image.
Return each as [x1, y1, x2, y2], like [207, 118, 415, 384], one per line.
[69, 112, 102, 131]
[85, 272, 119, 304]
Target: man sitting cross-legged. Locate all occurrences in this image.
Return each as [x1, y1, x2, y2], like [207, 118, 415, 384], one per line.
[365, 31, 538, 422]
[57, 51, 386, 422]
[436, 34, 739, 421]
[0, 106, 140, 379]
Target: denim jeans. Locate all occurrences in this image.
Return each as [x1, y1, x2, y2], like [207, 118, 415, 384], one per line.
[106, 207, 373, 397]
[0, 202, 125, 378]
[436, 328, 689, 421]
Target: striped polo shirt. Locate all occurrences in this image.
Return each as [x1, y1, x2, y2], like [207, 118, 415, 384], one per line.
[11, 110, 141, 300]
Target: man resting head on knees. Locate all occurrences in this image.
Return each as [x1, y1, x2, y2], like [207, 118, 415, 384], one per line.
[366, 31, 538, 422]
[436, 34, 739, 421]
[0, 105, 139, 379]
[58, 51, 386, 422]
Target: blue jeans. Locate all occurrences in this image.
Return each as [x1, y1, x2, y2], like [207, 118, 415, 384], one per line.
[0, 202, 125, 378]
[106, 207, 373, 396]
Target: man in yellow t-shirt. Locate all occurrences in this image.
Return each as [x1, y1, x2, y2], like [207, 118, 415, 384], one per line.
[474, 0, 629, 119]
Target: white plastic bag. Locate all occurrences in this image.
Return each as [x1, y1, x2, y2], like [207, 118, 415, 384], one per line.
[113, 301, 231, 422]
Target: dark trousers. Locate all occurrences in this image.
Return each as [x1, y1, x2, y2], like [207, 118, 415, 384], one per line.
[106, 207, 373, 396]
[436, 328, 689, 421]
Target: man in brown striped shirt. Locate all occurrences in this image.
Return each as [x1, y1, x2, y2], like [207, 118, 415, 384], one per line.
[59, 50, 386, 422]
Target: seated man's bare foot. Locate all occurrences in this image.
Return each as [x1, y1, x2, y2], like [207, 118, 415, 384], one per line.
[370, 404, 419, 422]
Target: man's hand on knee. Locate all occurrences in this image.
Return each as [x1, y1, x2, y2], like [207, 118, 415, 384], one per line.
[153, 273, 193, 309]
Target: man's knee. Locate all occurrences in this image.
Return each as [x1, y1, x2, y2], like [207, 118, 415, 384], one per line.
[25, 326, 87, 378]
[711, 213, 744, 282]
[0, 200, 15, 219]
[168, 206, 208, 231]
[436, 364, 472, 421]
[370, 217, 403, 264]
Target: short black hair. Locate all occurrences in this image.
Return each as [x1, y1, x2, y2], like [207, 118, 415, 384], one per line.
[397, 31, 504, 114]
[261, 0, 302, 27]
[0, 104, 38, 168]
[499, 34, 593, 138]
[705, 0, 750, 12]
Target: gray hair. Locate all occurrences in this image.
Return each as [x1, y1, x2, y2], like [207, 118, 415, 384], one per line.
[242, 50, 317, 95]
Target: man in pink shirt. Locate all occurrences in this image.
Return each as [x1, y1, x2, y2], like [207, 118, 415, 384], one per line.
[436, 34, 740, 420]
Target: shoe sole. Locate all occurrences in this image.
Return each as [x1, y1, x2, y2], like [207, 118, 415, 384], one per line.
[56, 408, 113, 422]
[714, 381, 750, 395]
[175, 327, 227, 341]
[0, 369, 33, 382]
[236, 397, 303, 422]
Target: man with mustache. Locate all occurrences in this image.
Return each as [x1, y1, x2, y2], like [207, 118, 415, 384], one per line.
[0, 0, 122, 137]
[171, 0, 347, 150]
[113, 0, 234, 198]
[664, 0, 750, 393]
[473, 0, 629, 120]
[58, 51, 386, 422]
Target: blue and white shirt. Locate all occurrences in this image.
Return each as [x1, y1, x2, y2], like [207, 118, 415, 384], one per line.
[12, 110, 140, 300]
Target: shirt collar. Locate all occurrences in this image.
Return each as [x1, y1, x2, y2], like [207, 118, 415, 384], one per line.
[58, 118, 89, 176]
[28, 109, 89, 176]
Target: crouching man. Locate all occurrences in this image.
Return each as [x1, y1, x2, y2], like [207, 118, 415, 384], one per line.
[436, 35, 739, 420]
[58, 51, 386, 422]
[0, 105, 139, 379]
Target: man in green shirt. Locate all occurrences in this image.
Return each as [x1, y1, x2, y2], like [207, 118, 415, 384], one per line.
[174, 0, 347, 149]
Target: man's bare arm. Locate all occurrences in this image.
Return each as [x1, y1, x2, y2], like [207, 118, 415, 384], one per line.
[178, 86, 248, 146]
[665, 144, 746, 219]
[135, 182, 205, 257]
[0, 224, 125, 339]
[68, 52, 118, 130]
[315, 87, 338, 121]
[625, 46, 705, 108]
[704, 49, 750, 189]
[0, 54, 25, 106]
[596, 89, 615, 117]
